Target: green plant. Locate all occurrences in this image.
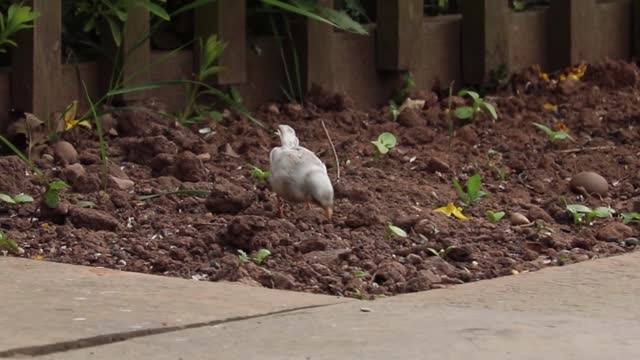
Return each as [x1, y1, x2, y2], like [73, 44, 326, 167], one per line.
[426, 246, 456, 258]
[384, 224, 407, 241]
[452, 174, 488, 207]
[388, 101, 400, 121]
[76, 200, 97, 208]
[238, 248, 272, 265]
[371, 132, 397, 158]
[566, 204, 615, 226]
[391, 71, 416, 105]
[137, 189, 210, 201]
[535, 220, 554, 234]
[532, 122, 574, 142]
[73, 0, 169, 47]
[43, 181, 70, 209]
[181, 34, 226, 122]
[621, 212, 640, 225]
[490, 63, 510, 88]
[0, 193, 34, 205]
[0, 230, 18, 253]
[249, 165, 271, 184]
[454, 90, 498, 122]
[353, 270, 366, 279]
[0, 3, 39, 53]
[486, 210, 505, 223]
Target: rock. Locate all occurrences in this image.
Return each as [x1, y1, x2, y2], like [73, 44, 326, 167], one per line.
[570, 172, 608, 195]
[62, 163, 86, 182]
[283, 103, 303, 115]
[374, 261, 407, 284]
[53, 141, 78, 165]
[196, 153, 211, 162]
[406, 253, 423, 265]
[334, 183, 369, 203]
[266, 103, 280, 114]
[446, 246, 473, 262]
[596, 222, 634, 241]
[624, 237, 639, 247]
[174, 151, 208, 182]
[109, 175, 135, 191]
[397, 108, 424, 127]
[345, 204, 382, 228]
[205, 178, 252, 215]
[297, 239, 328, 254]
[69, 207, 120, 231]
[219, 215, 267, 251]
[570, 238, 594, 250]
[526, 205, 554, 223]
[581, 109, 601, 128]
[510, 212, 531, 226]
[558, 79, 581, 95]
[425, 157, 451, 173]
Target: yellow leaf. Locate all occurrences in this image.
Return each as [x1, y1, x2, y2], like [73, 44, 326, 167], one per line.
[543, 103, 557, 112]
[34, 255, 44, 260]
[77, 120, 92, 129]
[434, 202, 469, 220]
[539, 72, 550, 82]
[63, 100, 78, 123]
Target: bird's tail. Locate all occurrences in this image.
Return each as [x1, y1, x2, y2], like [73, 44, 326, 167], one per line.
[277, 124, 300, 147]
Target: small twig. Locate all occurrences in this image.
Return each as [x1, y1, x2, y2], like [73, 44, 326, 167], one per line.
[320, 119, 340, 181]
[557, 146, 616, 154]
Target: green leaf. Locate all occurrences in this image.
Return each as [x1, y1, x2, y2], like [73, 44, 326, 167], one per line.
[43, 191, 60, 209]
[452, 179, 467, 204]
[77, 200, 96, 208]
[454, 106, 474, 119]
[458, 90, 480, 101]
[426, 248, 441, 257]
[48, 181, 70, 191]
[486, 210, 505, 223]
[261, 0, 368, 35]
[0, 193, 15, 204]
[13, 194, 34, 203]
[387, 224, 407, 238]
[133, 1, 170, 21]
[371, 141, 389, 155]
[170, 0, 217, 16]
[622, 212, 640, 224]
[592, 207, 615, 218]
[106, 16, 122, 47]
[237, 249, 250, 264]
[466, 174, 482, 198]
[532, 122, 553, 136]
[566, 204, 592, 214]
[252, 248, 272, 265]
[137, 189, 210, 200]
[482, 102, 498, 121]
[378, 132, 397, 148]
[0, 230, 18, 252]
[353, 270, 366, 279]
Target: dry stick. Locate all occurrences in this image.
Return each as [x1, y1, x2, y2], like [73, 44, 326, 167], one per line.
[557, 146, 616, 154]
[320, 119, 340, 182]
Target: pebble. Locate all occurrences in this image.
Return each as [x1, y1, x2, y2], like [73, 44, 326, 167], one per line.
[570, 172, 608, 195]
[53, 141, 78, 165]
[360, 307, 372, 313]
[510, 212, 531, 226]
[624, 237, 639, 247]
[109, 175, 135, 191]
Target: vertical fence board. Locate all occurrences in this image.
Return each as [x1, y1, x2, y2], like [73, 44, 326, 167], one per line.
[195, 0, 247, 84]
[633, 0, 640, 59]
[121, 3, 151, 101]
[549, 0, 598, 70]
[462, 0, 510, 84]
[306, 0, 334, 90]
[11, 0, 63, 121]
[375, 0, 423, 71]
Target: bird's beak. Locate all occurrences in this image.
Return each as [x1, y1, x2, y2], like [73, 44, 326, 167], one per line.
[324, 207, 333, 219]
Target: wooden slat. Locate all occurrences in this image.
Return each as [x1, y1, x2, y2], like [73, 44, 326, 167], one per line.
[548, 0, 598, 70]
[305, 0, 334, 90]
[11, 0, 64, 121]
[375, 0, 422, 71]
[461, 0, 510, 84]
[194, 0, 247, 84]
[121, 2, 151, 101]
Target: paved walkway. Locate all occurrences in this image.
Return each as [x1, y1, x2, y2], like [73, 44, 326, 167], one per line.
[2, 252, 639, 359]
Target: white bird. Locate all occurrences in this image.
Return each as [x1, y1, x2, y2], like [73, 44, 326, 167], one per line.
[269, 124, 334, 218]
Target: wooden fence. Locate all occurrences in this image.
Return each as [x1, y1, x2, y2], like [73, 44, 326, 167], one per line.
[0, 0, 637, 130]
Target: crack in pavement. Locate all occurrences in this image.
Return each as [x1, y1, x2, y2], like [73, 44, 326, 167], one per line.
[0, 303, 337, 358]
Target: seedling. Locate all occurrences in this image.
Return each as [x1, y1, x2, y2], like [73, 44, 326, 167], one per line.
[452, 174, 488, 207]
[535, 220, 555, 234]
[426, 246, 456, 259]
[391, 71, 415, 105]
[238, 249, 272, 265]
[0, 193, 34, 205]
[454, 90, 498, 122]
[137, 189, 210, 201]
[621, 212, 640, 225]
[384, 224, 407, 241]
[76, 200, 96, 208]
[43, 181, 70, 209]
[532, 122, 574, 142]
[249, 165, 271, 184]
[0, 230, 18, 253]
[371, 132, 397, 158]
[486, 210, 506, 223]
[353, 270, 367, 279]
[388, 101, 400, 121]
[566, 204, 615, 225]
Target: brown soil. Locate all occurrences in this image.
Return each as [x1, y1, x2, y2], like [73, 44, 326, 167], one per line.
[2, 59, 639, 298]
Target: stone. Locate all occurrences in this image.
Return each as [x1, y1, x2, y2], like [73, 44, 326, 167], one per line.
[510, 212, 531, 226]
[53, 141, 78, 165]
[596, 223, 634, 242]
[109, 175, 135, 191]
[570, 172, 608, 195]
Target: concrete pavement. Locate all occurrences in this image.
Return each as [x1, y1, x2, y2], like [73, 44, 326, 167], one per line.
[2, 252, 640, 359]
